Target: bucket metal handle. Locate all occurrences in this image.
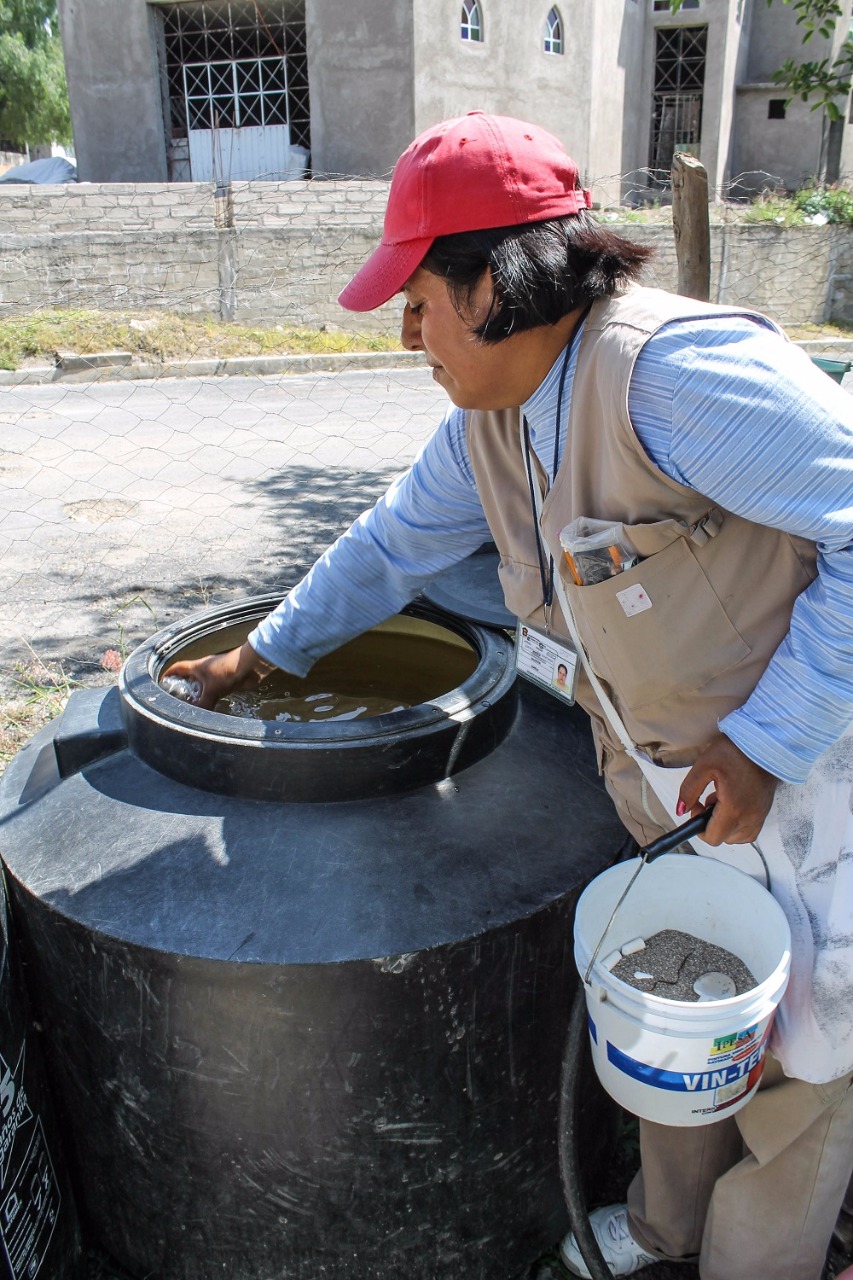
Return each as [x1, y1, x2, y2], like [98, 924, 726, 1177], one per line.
[583, 810, 711, 984]
[641, 811, 711, 862]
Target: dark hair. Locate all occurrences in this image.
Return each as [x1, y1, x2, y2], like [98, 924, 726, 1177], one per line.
[421, 211, 652, 343]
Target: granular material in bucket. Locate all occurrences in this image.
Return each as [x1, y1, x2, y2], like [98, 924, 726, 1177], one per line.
[610, 929, 755, 1001]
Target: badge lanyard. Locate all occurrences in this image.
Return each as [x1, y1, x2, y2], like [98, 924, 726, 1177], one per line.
[514, 310, 589, 706]
[521, 307, 589, 634]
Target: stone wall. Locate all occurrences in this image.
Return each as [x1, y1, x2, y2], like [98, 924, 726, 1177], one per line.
[713, 224, 835, 322]
[828, 226, 853, 324]
[0, 230, 220, 314]
[0, 179, 849, 330]
[0, 179, 386, 234]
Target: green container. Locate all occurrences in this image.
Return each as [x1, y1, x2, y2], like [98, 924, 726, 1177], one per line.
[811, 356, 852, 383]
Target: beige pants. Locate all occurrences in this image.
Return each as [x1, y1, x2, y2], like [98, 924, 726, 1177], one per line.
[627, 1056, 853, 1280]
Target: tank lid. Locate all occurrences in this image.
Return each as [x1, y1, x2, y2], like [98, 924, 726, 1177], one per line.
[420, 542, 515, 630]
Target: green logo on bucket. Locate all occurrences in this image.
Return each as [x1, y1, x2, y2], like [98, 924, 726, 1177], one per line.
[606, 1038, 767, 1105]
[708, 1024, 762, 1067]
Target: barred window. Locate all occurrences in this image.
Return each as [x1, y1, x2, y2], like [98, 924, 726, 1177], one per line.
[648, 24, 706, 173]
[161, 1, 309, 150]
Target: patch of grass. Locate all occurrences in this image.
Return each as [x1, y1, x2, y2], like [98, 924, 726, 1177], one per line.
[111, 594, 158, 664]
[0, 653, 77, 768]
[741, 192, 806, 227]
[0, 309, 402, 372]
[784, 319, 853, 340]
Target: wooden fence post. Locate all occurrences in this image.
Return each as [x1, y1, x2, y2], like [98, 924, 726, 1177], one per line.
[672, 152, 711, 301]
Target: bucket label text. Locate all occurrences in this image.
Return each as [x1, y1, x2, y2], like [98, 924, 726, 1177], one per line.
[606, 1035, 768, 1113]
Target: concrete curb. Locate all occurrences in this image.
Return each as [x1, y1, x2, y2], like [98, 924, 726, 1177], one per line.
[0, 350, 426, 386]
[55, 350, 134, 373]
[2, 341, 852, 387]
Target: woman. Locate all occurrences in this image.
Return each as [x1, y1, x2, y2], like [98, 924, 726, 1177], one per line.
[166, 112, 853, 1280]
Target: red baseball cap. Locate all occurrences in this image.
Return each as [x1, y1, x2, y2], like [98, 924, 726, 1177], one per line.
[338, 111, 592, 312]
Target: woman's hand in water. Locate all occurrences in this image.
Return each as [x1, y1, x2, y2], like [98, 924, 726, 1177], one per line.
[162, 642, 277, 711]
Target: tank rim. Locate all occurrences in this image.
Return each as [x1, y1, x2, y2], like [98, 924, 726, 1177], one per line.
[118, 594, 519, 801]
[120, 593, 512, 749]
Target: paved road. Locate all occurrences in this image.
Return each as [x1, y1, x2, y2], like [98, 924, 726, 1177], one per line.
[4, 359, 852, 682]
[0, 367, 446, 675]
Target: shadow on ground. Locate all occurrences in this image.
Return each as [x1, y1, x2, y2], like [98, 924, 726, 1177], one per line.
[4, 460, 403, 681]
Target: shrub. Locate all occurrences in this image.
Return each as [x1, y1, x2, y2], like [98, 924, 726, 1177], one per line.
[742, 192, 805, 227]
[792, 184, 853, 225]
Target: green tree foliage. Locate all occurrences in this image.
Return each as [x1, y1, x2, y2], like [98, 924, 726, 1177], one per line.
[0, 0, 71, 148]
[770, 0, 853, 121]
[669, 0, 853, 118]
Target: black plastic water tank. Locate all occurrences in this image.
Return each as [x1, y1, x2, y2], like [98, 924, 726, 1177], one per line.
[0, 596, 624, 1280]
[0, 875, 81, 1279]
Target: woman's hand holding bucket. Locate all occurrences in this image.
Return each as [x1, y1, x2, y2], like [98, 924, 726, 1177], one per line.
[677, 732, 779, 846]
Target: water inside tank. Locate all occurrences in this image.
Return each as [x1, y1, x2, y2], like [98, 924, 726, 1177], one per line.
[165, 614, 480, 722]
[220, 683, 408, 722]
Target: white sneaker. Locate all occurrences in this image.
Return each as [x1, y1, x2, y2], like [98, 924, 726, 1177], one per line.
[560, 1204, 658, 1278]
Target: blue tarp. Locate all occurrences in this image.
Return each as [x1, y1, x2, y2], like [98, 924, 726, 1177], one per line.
[0, 157, 77, 184]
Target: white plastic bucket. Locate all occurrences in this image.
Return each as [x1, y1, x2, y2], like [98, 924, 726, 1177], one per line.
[574, 854, 792, 1126]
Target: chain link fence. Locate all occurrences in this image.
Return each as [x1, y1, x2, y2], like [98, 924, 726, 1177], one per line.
[1, 163, 852, 1280]
[1, 165, 852, 754]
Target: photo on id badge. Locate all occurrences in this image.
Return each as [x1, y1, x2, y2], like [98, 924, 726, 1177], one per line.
[515, 623, 577, 704]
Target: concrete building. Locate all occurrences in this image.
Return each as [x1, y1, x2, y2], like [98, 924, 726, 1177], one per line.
[56, 0, 852, 199]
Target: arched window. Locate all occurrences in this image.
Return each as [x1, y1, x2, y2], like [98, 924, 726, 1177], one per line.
[544, 6, 563, 54]
[461, 0, 483, 42]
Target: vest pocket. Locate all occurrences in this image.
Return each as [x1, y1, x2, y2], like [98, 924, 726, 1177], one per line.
[565, 535, 751, 710]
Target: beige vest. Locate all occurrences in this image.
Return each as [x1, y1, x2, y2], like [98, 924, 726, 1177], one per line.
[467, 286, 817, 803]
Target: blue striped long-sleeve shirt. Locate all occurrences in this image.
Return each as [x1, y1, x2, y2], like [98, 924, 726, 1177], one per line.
[250, 314, 853, 785]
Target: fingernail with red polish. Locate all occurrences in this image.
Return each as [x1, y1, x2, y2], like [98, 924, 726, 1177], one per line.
[676, 800, 686, 817]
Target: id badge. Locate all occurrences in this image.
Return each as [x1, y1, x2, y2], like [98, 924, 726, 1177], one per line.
[514, 622, 578, 705]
